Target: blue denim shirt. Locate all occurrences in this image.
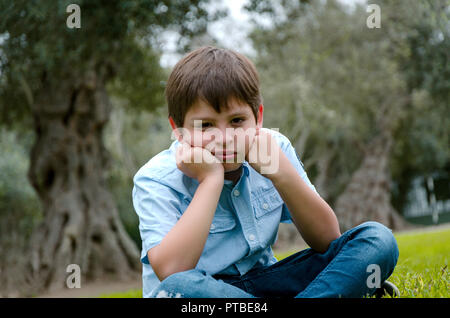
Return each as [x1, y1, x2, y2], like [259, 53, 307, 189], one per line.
[132, 128, 319, 297]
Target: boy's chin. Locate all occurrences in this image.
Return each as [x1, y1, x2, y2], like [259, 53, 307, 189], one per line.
[222, 162, 243, 173]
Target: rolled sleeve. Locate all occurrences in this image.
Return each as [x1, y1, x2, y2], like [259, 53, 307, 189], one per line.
[132, 174, 182, 264]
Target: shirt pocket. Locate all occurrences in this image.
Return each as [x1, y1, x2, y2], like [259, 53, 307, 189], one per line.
[210, 206, 237, 233]
[252, 187, 284, 219]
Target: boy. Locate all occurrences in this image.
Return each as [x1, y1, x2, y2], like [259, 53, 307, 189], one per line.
[132, 46, 399, 298]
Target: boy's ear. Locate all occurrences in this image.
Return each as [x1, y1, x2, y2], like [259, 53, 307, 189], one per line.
[168, 116, 182, 141]
[257, 104, 264, 129]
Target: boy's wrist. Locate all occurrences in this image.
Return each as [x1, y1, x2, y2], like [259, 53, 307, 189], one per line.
[266, 153, 291, 186]
[199, 170, 224, 185]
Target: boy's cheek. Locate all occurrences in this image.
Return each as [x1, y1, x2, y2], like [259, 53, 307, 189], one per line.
[183, 130, 251, 155]
[235, 138, 248, 153]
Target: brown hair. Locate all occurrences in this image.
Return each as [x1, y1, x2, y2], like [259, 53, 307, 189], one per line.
[165, 46, 262, 127]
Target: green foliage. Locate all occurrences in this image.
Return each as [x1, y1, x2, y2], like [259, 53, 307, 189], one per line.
[0, 129, 42, 244]
[0, 0, 222, 125]
[107, 49, 167, 113]
[0, 129, 41, 293]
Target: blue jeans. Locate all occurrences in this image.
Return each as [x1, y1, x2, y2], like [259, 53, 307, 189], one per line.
[151, 221, 399, 298]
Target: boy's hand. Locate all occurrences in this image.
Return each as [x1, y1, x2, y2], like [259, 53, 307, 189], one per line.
[245, 128, 282, 176]
[176, 141, 224, 183]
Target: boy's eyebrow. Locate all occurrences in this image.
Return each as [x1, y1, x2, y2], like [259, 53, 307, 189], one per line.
[190, 111, 249, 121]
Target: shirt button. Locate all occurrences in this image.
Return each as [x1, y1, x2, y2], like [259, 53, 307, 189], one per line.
[233, 189, 240, 197]
[210, 224, 216, 230]
[248, 234, 256, 241]
[262, 203, 269, 210]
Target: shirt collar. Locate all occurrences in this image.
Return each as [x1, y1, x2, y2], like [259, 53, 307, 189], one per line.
[242, 161, 250, 177]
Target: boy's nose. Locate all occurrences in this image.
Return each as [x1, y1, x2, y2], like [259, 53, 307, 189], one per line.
[211, 126, 235, 150]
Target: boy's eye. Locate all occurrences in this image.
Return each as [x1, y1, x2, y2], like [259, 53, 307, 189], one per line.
[201, 122, 212, 129]
[231, 118, 244, 124]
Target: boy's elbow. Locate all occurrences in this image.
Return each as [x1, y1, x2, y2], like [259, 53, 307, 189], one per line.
[148, 249, 171, 281]
[147, 249, 193, 281]
[317, 213, 341, 252]
[314, 230, 341, 254]
[153, 265, 175, 282]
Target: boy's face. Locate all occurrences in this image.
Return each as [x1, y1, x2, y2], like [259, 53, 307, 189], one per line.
[170, 97, 263, 173]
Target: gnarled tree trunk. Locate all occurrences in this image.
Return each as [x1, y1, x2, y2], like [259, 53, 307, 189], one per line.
[26, 69, 140, 295]
[334, 130, 410, 232]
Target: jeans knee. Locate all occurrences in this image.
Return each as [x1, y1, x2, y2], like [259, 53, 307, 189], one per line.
[356, 221, 399, 272]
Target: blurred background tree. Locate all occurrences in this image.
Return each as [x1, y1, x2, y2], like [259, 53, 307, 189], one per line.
[0, 0, 225, 295]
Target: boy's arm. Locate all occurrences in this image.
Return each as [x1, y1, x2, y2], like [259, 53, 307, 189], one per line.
[270, 152, 341, 253]
[247, 130, 340, 253]
[148, 174, 223, 281]
[148, 143, 224, 281]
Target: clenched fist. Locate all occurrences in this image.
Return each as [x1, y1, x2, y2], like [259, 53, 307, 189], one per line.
[175, 141, 225, 184]
[245, 128, 281, 176]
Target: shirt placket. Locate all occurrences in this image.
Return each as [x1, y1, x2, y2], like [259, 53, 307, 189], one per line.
[229, 170, 262, 275]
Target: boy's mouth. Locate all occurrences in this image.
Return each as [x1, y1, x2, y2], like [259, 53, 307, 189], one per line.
[212, 151, 238, 161]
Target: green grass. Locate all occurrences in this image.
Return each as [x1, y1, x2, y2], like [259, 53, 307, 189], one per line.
[99, 227, 449, 298]
[99, 288, 143, 298]
[388, 228, 449, 297]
